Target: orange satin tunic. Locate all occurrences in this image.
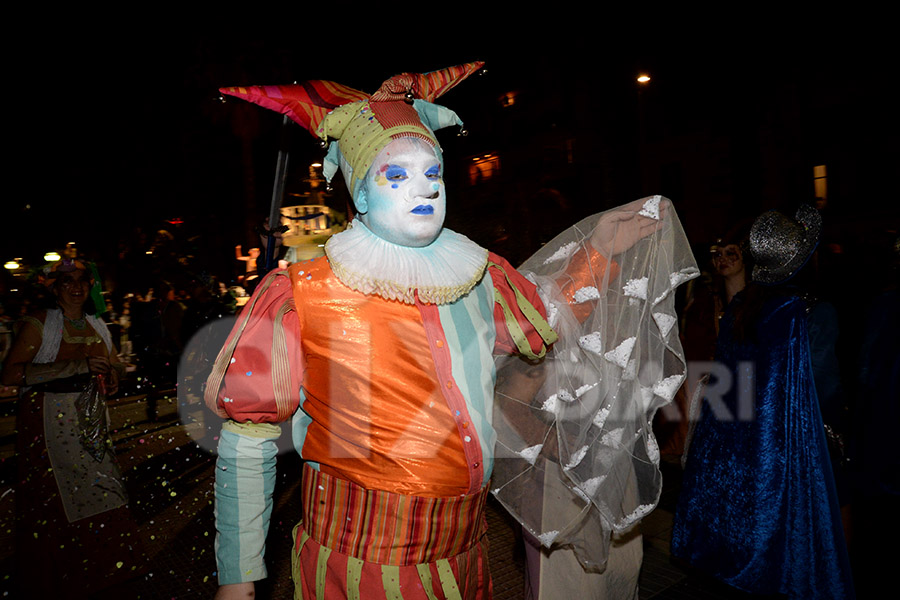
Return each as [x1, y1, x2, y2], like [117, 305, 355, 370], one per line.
[291, 257, 470, 497]
[214, 250, 611, 497]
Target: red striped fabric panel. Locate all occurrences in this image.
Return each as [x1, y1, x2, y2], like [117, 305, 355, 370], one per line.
[219, 81, 368, 135]
[370, 62, 485, 103]
[292, 523, 492, 599]
[370, 100, 437, 141]
[301, 464, 488, 566]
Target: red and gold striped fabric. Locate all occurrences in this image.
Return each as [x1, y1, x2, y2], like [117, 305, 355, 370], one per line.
[291, 523, 491, 600]
[371, 62, 485, 103]
[370, 100, 437, 147]
[300, 463, 489, 566]
[218, 80, 368, 136]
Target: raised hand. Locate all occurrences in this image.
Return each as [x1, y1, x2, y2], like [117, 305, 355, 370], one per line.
[590, 198, 667, 257]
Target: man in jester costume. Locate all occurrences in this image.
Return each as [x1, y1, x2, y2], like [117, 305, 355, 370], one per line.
[208, 63, 699, 599]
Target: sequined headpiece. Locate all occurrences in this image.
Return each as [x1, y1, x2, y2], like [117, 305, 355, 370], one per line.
[749, 203, 822, 284]
[43, 258, 91, 286]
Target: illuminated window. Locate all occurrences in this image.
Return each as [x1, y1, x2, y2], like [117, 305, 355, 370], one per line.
[469, 154, 501, 185]
[813, 164, 827, 209]
[499, 91, 518, 108]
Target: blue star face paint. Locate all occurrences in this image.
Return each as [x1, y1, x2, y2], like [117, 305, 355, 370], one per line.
[360, 138, 446, 247]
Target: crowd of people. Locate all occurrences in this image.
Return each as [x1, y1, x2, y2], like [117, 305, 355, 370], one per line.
[0, 252, 254, 595]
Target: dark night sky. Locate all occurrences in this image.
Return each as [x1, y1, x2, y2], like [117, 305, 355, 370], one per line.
[3, 19, 895, 279]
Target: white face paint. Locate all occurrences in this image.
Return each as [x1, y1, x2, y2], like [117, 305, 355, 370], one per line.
[356, 138, 446, 247]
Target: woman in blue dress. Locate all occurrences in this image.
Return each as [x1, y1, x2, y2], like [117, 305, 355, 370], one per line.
[672, 204, 855, 599]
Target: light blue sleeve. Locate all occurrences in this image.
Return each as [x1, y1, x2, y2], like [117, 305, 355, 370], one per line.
[214, 421, 280, 585]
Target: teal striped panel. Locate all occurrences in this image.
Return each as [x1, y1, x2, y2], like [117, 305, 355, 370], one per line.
[291, 388, 319, 471]
[214, 426, 278, 584]
[438, 275, 497, 487]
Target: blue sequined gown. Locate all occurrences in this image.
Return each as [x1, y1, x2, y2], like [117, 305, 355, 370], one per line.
[672, 294, 854, 599]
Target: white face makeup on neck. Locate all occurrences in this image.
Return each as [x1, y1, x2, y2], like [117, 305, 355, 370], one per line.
[356, 138, 446, 248]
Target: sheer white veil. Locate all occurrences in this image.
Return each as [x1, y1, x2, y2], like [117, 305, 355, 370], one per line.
[492, 195, 698, 571]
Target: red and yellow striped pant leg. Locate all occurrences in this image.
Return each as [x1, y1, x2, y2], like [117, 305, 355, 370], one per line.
[291, 465, 492, 599]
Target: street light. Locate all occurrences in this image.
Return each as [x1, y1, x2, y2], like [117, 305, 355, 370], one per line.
[44, 251, 61, 262]
[637, 74, 651, 84]
[3, 260, 19, 270]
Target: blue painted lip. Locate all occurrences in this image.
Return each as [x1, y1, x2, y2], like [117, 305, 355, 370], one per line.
[411, 205, 434, 215]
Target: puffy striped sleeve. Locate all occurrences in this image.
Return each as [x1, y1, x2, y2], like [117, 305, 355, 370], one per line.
[203, 269, 303, 586]
[205, 269, 303, 423]
[488, 252, 558, 359]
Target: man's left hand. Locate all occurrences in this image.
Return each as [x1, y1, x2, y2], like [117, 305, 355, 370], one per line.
[591, 198, 667, 256]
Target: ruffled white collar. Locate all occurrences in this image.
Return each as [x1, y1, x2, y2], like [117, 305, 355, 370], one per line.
[325, 220, 489, 305]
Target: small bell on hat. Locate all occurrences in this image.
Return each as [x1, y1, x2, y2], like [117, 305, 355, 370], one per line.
[749, 203, 822, 285]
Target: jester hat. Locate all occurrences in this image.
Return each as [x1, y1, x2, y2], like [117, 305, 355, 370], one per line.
[219, 62, 484, 201]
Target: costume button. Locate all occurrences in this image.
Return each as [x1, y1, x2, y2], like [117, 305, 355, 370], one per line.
[445, 381, 453, 389]
[462, 422, 469, 428]
[473, 462, 480, 468]
[435, 340, 444, 348]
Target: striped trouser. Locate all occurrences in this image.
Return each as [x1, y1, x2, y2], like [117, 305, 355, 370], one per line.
[292, 463, 492, 599]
